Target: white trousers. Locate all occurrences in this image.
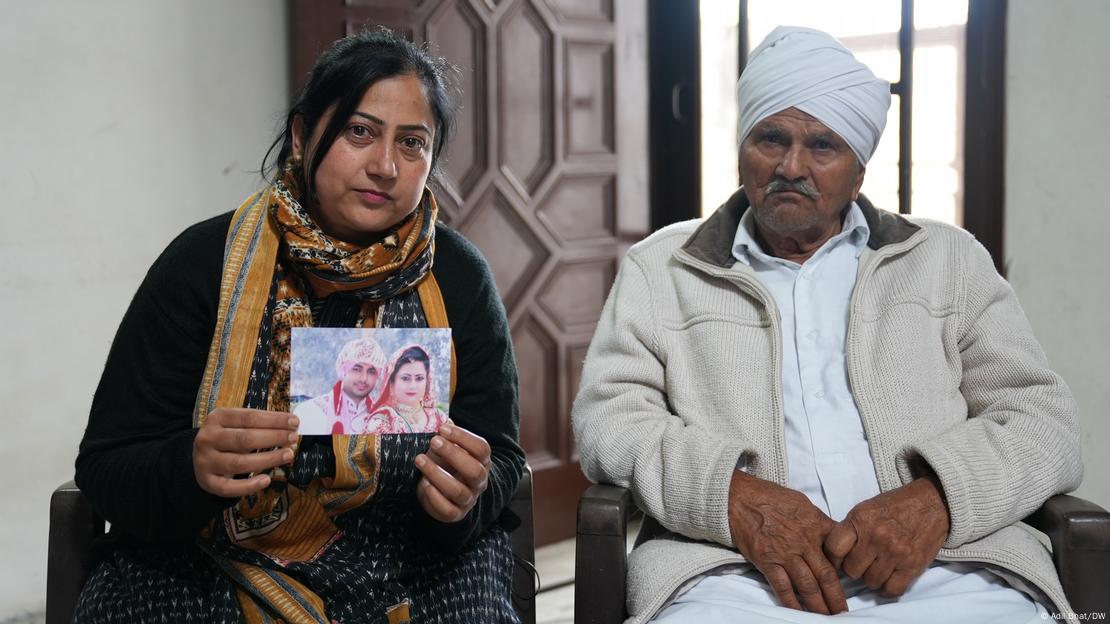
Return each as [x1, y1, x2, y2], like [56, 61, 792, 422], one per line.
[650, 562, 1048, 624]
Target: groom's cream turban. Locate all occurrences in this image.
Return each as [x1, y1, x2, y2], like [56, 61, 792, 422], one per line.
[738, 26, 891, 165]
[335, 338, 386, 379]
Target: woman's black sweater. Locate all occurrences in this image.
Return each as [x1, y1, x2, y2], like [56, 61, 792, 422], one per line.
[75, 211, 524, 551]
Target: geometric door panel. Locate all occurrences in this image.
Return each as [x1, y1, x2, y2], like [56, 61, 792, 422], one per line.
[292, 0, 649, 545]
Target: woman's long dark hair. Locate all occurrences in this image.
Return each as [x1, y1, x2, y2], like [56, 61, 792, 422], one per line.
[262, 27, 458, 195]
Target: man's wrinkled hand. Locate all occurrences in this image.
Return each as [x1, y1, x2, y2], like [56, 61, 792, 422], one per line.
[728, 470, 848, 614]
[824, 476, 950, 597]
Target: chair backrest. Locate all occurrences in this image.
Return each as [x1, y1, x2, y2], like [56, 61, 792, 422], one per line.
[510, 465, 536, 624]
[48, 466, 536, 624]
[46, 481, 102, 624]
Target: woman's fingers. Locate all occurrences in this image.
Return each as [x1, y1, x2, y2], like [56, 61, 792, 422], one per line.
[213, 427, 298, 453]
[415, 453, 477, 508]
[412, 424, 494, 522]
[438, 421, 491, 464]
[414, 449, 472, 523]
[214, 407, 299, 431]
[198, 409, 299, 452]
[194, 447, 294, 497]
[193, 408, 298, 497]
[197, 471, 274, 499]
[416, 476, 466, 522]
[428, 435, 488, 490]
[419, 422, 490, 491]
[205, 447, 294, 477]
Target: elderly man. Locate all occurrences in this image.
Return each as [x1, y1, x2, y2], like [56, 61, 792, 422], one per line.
[572, 26, 1081, 623]
[295, 336, 386, 434]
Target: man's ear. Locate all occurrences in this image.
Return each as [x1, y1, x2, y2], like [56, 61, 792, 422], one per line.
[852, 163, 866, 200]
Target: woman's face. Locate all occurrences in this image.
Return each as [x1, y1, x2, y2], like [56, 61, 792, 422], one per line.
[392, 360, 429, 408]
[293, 74, 436, 246]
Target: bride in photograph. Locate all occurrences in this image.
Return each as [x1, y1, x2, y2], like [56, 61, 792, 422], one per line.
[357, 344, 449, 434]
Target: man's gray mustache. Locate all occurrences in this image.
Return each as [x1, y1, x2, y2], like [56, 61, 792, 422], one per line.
[764, 179, 819, 200]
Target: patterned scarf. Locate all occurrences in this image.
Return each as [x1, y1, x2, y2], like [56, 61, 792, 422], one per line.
[193, 174, 453, 624]
[269, 181, 434, 300]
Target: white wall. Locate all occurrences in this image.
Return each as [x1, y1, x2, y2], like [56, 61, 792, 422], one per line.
[0, 1, 289, 618]
[1007, 1, 1110, 510]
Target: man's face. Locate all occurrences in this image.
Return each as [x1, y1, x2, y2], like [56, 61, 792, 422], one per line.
[340, 361, 379, 402]
[739, 107, 865, 241]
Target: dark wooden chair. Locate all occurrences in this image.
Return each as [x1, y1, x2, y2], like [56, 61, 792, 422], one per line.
[575, 484, 1110, 623]
[47, 466, 536, 624]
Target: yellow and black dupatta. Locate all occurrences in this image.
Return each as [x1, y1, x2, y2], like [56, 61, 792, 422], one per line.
[192, 180, 454, 624]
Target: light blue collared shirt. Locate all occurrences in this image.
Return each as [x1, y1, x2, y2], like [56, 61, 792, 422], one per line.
[732, 202, 881, 521]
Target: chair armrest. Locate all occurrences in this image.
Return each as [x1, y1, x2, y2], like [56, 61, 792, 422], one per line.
[47, 480, 105, 624]
[570, 490, 1110, 621]
[1024, 493, 1110, 617]
[575, 484, 634, 624]
[509, 464, 536, 624]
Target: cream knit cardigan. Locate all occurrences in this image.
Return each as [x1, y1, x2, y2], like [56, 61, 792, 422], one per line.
[572, 191, 1083, 621]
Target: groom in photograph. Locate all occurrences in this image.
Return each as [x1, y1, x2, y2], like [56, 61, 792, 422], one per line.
[294, 337, 388, 434]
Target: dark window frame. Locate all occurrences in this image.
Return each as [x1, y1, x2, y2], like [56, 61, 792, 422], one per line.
[963, 0, 1007, 274]
[648, 1, 702, 231]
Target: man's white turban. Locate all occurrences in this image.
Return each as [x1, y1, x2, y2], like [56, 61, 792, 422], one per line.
[738, 26, 891, 165]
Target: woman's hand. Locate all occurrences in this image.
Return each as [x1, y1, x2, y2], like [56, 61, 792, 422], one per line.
[193, 407, 299, 498]
[414, 421, 491, 523]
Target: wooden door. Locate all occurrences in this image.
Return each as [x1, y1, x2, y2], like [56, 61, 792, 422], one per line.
[292, 0, 649, 545]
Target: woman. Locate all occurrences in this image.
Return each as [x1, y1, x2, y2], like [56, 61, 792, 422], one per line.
[356, 344, 449, 434]
[74, 28, 524, 623]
